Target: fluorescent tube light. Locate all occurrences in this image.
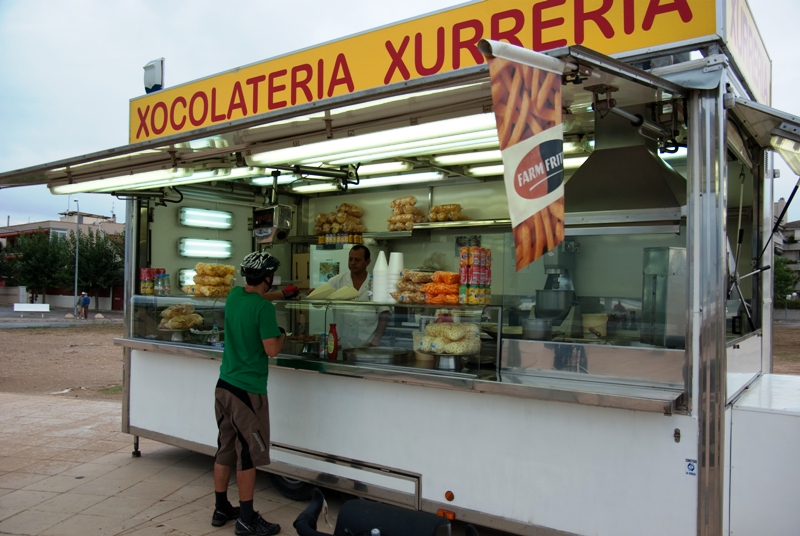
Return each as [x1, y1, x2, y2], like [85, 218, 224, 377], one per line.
[358, 162, 413, 175]
[466, 156, 589, 177]
[179, 238, 233, 259]
[292, 183, 338, 194]
[116, 169, 227, 191]
[247, 113, 498, 167]
[250, 174, 298, 186]
[321, 131, 499, 166]
[179, 269, 197, 287]
[179, 208, 234, 229]
[291, 171, 447, 193]
[432, 150, 502, 166]
[564, 156, 588, 169]
[51, 168, 191, 194]
[466, 165, 504, 177]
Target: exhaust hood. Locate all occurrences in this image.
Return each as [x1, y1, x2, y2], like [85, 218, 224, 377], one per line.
[565, 106, 686, 213]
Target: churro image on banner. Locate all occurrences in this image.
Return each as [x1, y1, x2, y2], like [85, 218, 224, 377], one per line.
[480, 40, 566, 271]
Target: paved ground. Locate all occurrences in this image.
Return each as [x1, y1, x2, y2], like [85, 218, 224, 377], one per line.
[0, 393, 342, 536]
[0, 393, 498, 536]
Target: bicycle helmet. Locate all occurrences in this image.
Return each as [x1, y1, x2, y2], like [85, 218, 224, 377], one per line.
[240, 251, 281, 280]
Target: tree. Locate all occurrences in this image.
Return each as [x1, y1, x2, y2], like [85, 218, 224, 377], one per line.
[68, 229, 124, 309]
[774, 256, 798, 301]
[12, 230, 71, 303]
[0, 242, 17, 287]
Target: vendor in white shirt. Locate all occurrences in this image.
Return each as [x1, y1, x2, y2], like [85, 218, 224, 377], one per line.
[325, 245, 389, 348]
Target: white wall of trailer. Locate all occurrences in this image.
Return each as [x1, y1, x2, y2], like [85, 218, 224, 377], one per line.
[129, 349, 699, 536]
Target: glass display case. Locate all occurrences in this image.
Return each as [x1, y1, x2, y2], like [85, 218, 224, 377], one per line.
[131, 295, 227, 345]
[281, 300, 499, 378]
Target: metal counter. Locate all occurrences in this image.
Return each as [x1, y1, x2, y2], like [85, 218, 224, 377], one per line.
[116, 337, 684, 414]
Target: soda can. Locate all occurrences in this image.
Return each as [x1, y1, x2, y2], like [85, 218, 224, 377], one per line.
[153, 268, 166, 276]
[469, 246, 480, 266]
[140, 268, 154, 295]
[459, 246, 470, 266]
[459, 284, 468, 304]
[467, 286, 479, 304]
[459, 265, 469, 285]
[468, 266, 479, 285]
[486, 268, 492, 285]
[485, 248, 492, 267]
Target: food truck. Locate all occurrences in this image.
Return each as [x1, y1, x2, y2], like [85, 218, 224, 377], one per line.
[2, 1, 800, 535]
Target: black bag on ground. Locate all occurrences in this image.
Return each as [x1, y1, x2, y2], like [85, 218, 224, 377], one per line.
[333, 497, 450, 536]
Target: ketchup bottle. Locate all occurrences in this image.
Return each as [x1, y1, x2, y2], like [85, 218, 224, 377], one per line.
[327, 323, 339, 360]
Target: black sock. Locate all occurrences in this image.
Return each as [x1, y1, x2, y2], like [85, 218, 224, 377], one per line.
[215, 491, 229, 509]
[239, 499, 254, 522]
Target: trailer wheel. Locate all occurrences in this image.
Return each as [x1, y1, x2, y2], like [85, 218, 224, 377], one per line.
[268, 473, 314, 500]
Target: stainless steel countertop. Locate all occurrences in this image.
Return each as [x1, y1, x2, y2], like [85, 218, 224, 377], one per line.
[115, 337, 685, 414]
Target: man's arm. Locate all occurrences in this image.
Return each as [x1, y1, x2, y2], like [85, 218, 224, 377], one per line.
[263, 328, 286, 357]
[368, 311, 391, 347]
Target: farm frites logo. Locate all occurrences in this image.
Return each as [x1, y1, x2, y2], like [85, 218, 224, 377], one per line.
[515, 139, 564, 200]
[485, 45, 566, 271]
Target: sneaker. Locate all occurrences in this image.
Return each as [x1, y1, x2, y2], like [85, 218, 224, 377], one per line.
[235, 512, 281, 535]
[211, 502, 240, 527]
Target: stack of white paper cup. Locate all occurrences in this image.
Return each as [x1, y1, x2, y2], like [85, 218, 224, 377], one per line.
[372, 250, 389, 302]
[387, 253, 404, 301]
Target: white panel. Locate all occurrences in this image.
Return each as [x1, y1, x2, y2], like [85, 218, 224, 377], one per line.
[129, 350, 220, 447]
[731, 375, 800, 535]
[269, 368, 698, 536]
[129, 350, 700, 535]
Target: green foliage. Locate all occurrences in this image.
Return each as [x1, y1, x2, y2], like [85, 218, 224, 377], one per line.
[68, 229, 125, 300]
[12, 230, 71, 300]
[774, 256, 798, 300]
[0, 242, 17, 286]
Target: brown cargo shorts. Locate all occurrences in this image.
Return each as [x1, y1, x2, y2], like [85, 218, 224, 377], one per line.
[214, 378, 271, 471]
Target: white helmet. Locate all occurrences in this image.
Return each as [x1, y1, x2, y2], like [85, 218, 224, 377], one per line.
[240, 251, 280, 279]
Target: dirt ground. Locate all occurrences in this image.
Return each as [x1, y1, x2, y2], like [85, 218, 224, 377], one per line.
[0, 324, 125, 400]
[772, 325, 800, 374]
[0, 324, 798, 401]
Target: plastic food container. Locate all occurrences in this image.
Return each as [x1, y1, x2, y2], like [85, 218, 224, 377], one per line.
[412, 330, 434, 361]
[582, 314, 609, 337]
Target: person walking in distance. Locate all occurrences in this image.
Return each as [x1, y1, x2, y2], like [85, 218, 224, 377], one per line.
[80, 292, 90, 320]
[212, 251, 286, 536]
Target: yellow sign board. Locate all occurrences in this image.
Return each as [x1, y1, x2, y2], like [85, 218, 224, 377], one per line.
[129, 0, 718, 143]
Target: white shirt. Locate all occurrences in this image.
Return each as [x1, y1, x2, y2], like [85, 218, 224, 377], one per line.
[326, 272, 386, 349]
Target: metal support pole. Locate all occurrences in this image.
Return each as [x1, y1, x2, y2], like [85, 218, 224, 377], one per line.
[73, 200, 80, 318]
[132, 435, 141, 458]
[687, 83, 727, 536]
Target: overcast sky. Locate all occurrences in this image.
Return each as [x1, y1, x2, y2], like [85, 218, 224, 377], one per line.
[0, 0, 798, 225]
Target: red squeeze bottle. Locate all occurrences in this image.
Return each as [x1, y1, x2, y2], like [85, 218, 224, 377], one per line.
[327, 323, 339, 360]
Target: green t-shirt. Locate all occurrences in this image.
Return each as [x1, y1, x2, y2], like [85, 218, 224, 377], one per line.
[219, 286, 281, 394]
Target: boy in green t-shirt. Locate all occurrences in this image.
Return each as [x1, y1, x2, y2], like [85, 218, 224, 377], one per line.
[212, 251, 286, 536]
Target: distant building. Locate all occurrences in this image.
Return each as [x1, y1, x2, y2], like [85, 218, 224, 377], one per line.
[0, 211, 124, 249]
[0, 211, 124, 309]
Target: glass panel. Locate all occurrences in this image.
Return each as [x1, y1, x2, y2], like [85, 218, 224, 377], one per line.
[131, 295, 225, 345]
[282, 300, 496, 378]
[500, 228, 687, 388]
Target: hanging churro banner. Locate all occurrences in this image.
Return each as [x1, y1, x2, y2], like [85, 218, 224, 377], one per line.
[485, 46, 566, 272]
